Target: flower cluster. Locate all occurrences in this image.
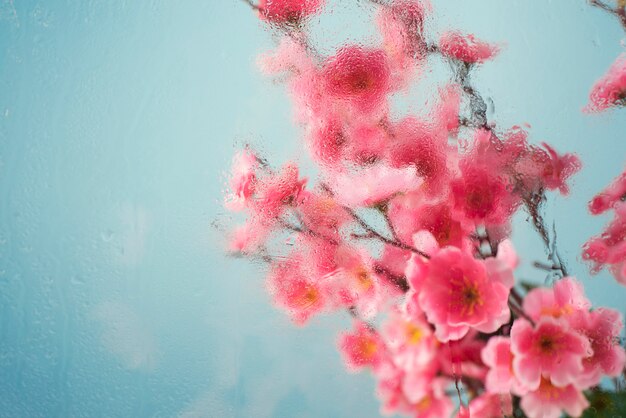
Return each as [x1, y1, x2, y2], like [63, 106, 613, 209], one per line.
[584, 167, 626, 285]
[585, 0, 626, 112]
[222, 1, 626, 417]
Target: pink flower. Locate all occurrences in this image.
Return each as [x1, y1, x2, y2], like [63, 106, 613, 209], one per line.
[376, 366, 414, 416]
[522, 276, 591, 322]
[510, 317, 591, 390]
[252, 163, 307, 222]
[438, 31, 499, 64]
[407, 378, 454, 418]
[381, 307, 437, 371]
[585, 53, 626, 112]
[401, 362, 439, 404]
[331, 247, 384, 319]
[481, 336, 528, 395]
[224, 149, 258, 211]
[258, 37, 315, 76]
[329, 164, 422, 207]
[588, 167, 626, 215]
[440, 333, 488, 381]
[297, 190, 350, 238]
[569, 308, 626, 388]
[322, 46, 391, 112]
[583, 204, 626, 285]
[451, 164, 517, 225]
[258, 0, 323, 23]
[378, 245, 412, 284]
[386, 116, 450, 189]
[344, 122, 389, 165]
[307, 117, 345, 167]
[433, 84, 461, 135]
[379, 369, 453, 418]
[227, 220, 270, 254]
[387, 192, 471, 248]
[339, 321, 388, 372]
[376, 1, 430, 87]
[536, 143, 581, 195]
[456, 393, 512, 418]
[410, 247, 512, 342]
[267, 253, 330, 325]
[520, 378, 589, 418]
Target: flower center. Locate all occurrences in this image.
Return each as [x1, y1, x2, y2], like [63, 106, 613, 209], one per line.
[538, 335, 555, 354]
[461, 283, 482, 315]
[405, 322, 424, 345]
[354, 267, 373, 291]
[357, 338, 378, 360]
[295, 286, 319, 309]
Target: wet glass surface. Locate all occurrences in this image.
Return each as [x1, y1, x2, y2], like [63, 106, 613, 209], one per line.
[0, 1, 625, 417]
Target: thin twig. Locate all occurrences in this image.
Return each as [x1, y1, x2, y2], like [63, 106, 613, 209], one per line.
[523, 194, 569, 277]
[346, 207, 431, 259]
[589, 0, 626, 31]
[589, 0, 614, 13]
[240, 0, 260, 11]
[382, 210, 401, 242]
[374, 263, 410, 292]
[508, 297, 535, 326]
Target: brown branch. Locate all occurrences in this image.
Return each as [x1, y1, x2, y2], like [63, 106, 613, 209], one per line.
[523, 193, 569, 277]
[278, 217, 339, 246]
[374, 263, 410, 292]
[240, 0, 261, 12]
[346, 207, 431, 259]
[508, 296, 535, 326]
[589, 0, 615, 13]
[589, 0, 626, 31]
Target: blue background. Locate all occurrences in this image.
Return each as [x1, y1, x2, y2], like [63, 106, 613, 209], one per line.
[0, 0, 624, 416]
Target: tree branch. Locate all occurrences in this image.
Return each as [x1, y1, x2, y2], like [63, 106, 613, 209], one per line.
[346, 206, 431, 259]
[240, 0, 260, 12]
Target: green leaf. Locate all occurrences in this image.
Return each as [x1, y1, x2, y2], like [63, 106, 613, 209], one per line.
[579, 390, 626, 417]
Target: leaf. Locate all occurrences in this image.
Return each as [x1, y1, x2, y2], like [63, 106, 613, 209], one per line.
[579, 389, 626, 418]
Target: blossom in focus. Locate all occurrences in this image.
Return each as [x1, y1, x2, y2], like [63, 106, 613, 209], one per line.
[258, 0, 323, 23]
[408, 247, 512, 342]
[585, 53, 626, 112]
[438, 31, 500, 64]
[510, 317, 591, 390]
